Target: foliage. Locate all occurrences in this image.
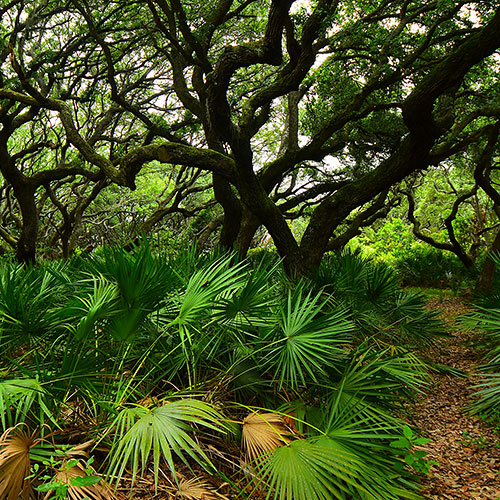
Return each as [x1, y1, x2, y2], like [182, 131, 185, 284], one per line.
[310, 251, 445, 347]
[351, 218, 481, 288]
[390, 425, 437, 475]
[0, 0, 499, 277]
[463, 267, 500, 420]
[107, 399, 225, 489]
[0, 243, 445, 499]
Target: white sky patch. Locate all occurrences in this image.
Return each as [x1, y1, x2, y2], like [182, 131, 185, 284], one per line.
[290, 0, 313, 15]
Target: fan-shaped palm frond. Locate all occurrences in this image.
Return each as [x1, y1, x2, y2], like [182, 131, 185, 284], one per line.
[64, 276, 119, 341]
[264, 288, 354, 389]
[0, 265, 65, 345]
[461, 300, 500, 416]
[241, 412, 291, 463]
[469, 370, 500, 416]
[173, 255, 248, 335]
[0, 425, 34, 500]
[252, 436, 420, 500]
[176, 477, 223, 500]
[339, 347, 430, 406]
[83, 243, 175, 309]
[107, 398, 225, 490]
[387, 292, 446, 346]
[250, 387, 422, 500]
[213, 257, 279, 331]
[309, 251, 444, 347]
[0, 379, 55, 431]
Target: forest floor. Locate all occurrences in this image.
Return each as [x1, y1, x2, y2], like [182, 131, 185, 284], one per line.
[412, 295, 500, 499]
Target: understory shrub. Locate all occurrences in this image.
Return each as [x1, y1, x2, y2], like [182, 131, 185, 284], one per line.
[465, 276, 500, 421]
[0, 244, 443, 500]
[350, 218, 480, 288]
[393, 245, 480, 289]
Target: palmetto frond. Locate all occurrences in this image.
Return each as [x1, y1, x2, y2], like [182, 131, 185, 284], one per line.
[176, 477, 223, 500]
[0, 379, 55, 431]
[0, 265, 65, 345]
[0, 425, 34, 500]
[213, 257, 279, 330]
[252, 437, 419, 500]
[241, 412, 292, 463]
[64, 276, 119, 341]
[264, 288, 354, 389]
[173, 255, 248, 336]
[469, 371, 500, 416]
[310, 251, 444, 347]
[107, 398, 225, 490]
[463, 298, 500, 416]
[250, 400, 421, 500]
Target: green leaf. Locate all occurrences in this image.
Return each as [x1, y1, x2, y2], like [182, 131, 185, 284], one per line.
[403, 425, 413, 439]
[264, 286, 354, 389]
[70, 476, 102, 487]
[413, 437, 431, 445]
[390, 438, 410, 449]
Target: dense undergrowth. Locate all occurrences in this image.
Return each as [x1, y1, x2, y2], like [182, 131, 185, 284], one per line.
[0, 245, 447, 500]
[464, 266, 500, 423]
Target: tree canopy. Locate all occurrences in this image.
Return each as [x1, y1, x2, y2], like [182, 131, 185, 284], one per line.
[1, 0, 500, 272]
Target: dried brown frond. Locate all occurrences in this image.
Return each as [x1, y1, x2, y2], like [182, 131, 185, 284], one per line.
[241, 412, 291, 463]
[176, 477, 222, 500]
[49, 461, 116, 500]
[66, 440, 95, 458]
[0, 425, 34, 500]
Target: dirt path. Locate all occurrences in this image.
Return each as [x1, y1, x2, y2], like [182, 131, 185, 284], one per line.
[411, 296, 500, 499]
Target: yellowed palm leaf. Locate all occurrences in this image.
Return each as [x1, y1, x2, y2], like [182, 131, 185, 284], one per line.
[176, 477, 221, 500]
[241, 412, 291, 463]
[65, 440, 94, 458]
[0, 425, 34, 500]
[51, 462, 116, 500]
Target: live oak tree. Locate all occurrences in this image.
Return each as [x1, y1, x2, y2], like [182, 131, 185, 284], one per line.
[0, 1, 210, 260]
[1, 0, 500, 273]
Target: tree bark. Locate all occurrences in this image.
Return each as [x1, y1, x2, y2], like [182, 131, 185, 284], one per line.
[14, 183, 38, 264]
[236, 209, 260, 257]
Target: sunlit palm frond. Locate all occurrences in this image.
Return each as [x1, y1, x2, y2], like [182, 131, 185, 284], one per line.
[339, 347, 430, 406]
[176, 477, 221, 500]
[64, 276, 119, 341]
[174, 255, 248, 334]
[250, 438, 386, 500]
[251, 432, 420, 500]
[0, 379, 55, 431]
[107, 398, 225, 490]
[213, 257, 279, 330]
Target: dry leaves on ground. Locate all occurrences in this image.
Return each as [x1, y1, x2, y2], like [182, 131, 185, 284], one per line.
[414, 296, 500, 500]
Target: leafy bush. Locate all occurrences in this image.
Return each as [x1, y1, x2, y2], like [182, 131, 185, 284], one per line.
[393, 245, 479, 289]
[350, 218, 480, 288]
[0, 243, 442, 499]
[464, 290, 500, 419]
